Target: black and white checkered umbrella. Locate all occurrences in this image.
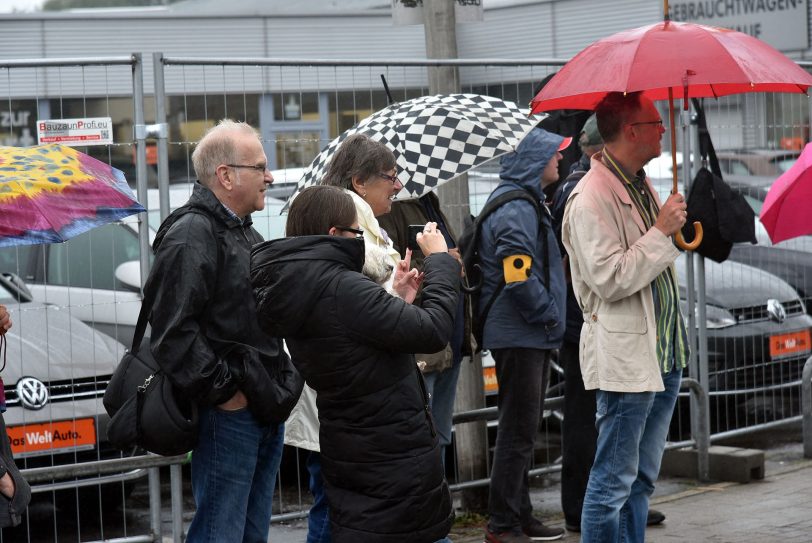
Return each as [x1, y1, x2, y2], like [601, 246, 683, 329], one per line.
[284, 93, 543, 208]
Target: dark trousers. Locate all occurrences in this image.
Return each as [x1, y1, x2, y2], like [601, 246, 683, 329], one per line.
[560, 340, 598, 526]
[488, 347, 550, 532]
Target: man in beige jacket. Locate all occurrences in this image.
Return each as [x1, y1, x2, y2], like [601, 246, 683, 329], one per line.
[562, 91, 689, 543]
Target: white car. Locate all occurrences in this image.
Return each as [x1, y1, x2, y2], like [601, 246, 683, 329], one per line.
[0, 273, 130, 506]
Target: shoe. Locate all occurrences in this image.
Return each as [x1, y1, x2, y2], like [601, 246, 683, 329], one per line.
[647, 509, 666, 526]
[522, 518, 565, 541]
[564, 521, 580, 533]
[484, 528, 532, 543]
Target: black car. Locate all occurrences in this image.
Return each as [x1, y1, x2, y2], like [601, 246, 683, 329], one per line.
[725, 176, 812, 316]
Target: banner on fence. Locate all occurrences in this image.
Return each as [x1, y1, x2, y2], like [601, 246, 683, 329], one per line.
[37, 117, 114, 146]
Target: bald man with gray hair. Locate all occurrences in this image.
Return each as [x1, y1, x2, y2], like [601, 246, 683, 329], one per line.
[145, 120, 303, 543]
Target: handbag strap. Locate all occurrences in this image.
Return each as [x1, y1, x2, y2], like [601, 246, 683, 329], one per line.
[133, 206, 224, 354]
[130, 283, 154, 354]
[691, 97, 723, 179]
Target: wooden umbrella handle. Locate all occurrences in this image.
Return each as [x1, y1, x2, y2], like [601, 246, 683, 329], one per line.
[676, 223, 703, 251]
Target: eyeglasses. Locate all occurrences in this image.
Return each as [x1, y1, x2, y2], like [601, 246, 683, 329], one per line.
[335, 226, 365, 239]
[377, 172, 401, 184]
[629, 120, 664, 128]
[226, 164, 270, 173]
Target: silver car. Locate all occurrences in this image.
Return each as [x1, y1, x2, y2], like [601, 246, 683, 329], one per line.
[0, 273, 126, 500]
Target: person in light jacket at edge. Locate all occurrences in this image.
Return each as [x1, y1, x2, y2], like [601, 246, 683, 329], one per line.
[562, 91, 688, 543]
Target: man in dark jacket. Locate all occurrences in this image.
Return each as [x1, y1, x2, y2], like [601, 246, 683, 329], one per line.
[480, 128, 569, 543]
[145, 120, 302, 543]
[551, 116, 666, 533]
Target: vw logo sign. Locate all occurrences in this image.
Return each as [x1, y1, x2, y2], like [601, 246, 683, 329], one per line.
[767, 299, 787, 324]
[16, 377, 49, 410]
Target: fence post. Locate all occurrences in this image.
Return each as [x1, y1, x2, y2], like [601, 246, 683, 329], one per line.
[452, 352, 490, 512]
[131, 52, 151, 289]
[681, 378, 710, 481]
[153, 52, 171, 223]
[170, 463, 184, 543]
[423, 0, 489, 512]
[148, 467, 162, 542]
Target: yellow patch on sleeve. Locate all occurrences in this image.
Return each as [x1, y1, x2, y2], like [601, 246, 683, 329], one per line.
[502, 255, 532, 283]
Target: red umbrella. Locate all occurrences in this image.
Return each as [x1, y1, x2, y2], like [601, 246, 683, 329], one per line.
[530, 15, 812, 250]
[760, 143, 812, 244]
[530, 21, 812, 112]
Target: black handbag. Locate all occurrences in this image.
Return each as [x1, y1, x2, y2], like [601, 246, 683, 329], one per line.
[104, 285, 198, 456]
[681, 99, 757, 262]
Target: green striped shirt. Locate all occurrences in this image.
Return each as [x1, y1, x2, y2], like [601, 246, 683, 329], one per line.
[602, 150, 688, 371]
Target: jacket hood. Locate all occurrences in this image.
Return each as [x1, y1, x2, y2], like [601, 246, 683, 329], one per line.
[499, 127, 565, 199]
[251, 235, 365, 337]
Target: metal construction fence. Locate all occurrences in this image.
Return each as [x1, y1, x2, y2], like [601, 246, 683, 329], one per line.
[0, 53, 812, 540]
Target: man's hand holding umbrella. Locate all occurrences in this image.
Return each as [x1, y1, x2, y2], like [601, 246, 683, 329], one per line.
[655, 193, 688, 237]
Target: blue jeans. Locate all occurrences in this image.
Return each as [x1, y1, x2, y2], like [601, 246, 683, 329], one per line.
[423, 356, 463, 453]
[581, 366, 682, 543]
[307, 452, 331, 543]
[186, 407, 284, 543]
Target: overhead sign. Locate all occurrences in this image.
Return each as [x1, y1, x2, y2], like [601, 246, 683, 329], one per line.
[392, 0, 483, 26]
[668, 0, 809, 52]
[37, 117, 113, 146]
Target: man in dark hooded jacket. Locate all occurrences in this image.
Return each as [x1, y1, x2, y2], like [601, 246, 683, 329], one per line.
[479, 127, 569, 543]
[145, 120, 302, 543]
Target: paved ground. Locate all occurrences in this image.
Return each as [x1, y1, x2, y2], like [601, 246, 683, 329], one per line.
[266, 433, 812, 543]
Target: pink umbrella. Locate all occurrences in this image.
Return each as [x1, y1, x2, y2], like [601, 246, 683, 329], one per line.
[760, 143, 812, 244]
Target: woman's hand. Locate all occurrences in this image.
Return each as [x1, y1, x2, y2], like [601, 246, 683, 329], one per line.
[416, 222, 448, 255]
[393, 248, 424, 304]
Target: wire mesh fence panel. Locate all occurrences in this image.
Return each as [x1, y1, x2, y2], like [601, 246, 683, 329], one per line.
[0, 56, 160, 542]
[1, 53, 811, 537]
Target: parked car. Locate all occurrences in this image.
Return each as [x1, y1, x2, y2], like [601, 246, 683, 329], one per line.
[645, 148, 799, 181]
[0, 272, 130, 506]
[715, 149, 799, 178]
[716, 175, 812, 319]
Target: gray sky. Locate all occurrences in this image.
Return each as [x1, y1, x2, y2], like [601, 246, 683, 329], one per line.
[0, 0, 43, 12]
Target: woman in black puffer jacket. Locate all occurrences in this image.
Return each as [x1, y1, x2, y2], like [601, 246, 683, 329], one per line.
[251, 186, 460, 543]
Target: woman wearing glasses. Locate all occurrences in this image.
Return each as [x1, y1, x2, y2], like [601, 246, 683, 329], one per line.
[321, 133, 407, 293]
[277, 135, 425, 543]
[251, 185, 459, 543]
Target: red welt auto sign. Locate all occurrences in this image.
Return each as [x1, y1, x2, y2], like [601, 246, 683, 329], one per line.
[769, 329, 812, 359]
[6, 418, 96, 455]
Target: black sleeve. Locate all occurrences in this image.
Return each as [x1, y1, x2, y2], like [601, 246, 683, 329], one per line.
[338, 252, 460, 354]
